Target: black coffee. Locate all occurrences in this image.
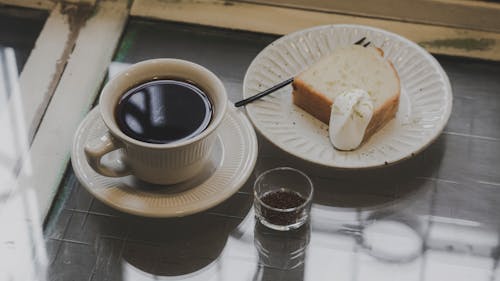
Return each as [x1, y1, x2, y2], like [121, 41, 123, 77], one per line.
[115, 79, 212, 144]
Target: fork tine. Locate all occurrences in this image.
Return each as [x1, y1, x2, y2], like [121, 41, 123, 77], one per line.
[354, 37, 366, 45]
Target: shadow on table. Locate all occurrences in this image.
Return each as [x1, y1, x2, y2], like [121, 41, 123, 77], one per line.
[118, 214, 228, 276]
[114, 186, 254, 278]
[256, 131, 446, 210]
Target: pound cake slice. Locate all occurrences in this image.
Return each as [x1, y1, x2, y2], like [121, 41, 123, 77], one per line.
[292, 45, 400, 144]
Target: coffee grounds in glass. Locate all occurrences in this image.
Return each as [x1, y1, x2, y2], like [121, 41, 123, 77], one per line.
[259, 189, 306, 226]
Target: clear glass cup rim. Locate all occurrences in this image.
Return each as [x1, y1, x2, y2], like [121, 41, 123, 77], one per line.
[253, 167, 314, 212]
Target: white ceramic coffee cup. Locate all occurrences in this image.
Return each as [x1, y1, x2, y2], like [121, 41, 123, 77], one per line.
[84, 59, 227, 184]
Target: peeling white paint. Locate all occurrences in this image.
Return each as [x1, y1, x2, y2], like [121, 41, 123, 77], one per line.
[16, 0, 129, 221]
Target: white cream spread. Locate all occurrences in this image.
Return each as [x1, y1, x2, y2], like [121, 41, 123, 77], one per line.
[329, 89, 374, 151]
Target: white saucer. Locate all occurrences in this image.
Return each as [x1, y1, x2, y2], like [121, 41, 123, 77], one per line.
[71, 106, 257, 217]
[243, 24, 452, 168]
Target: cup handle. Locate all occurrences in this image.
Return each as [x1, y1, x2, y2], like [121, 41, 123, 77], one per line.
[84, 132, 131, 177]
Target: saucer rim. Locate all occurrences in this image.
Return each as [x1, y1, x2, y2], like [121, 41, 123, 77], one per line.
[71, 105, 258, 217]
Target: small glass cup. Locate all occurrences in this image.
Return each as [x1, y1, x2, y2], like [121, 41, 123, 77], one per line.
[254, 167, 313, 231]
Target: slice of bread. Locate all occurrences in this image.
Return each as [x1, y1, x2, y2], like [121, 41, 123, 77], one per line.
[292, 45, 400, 144]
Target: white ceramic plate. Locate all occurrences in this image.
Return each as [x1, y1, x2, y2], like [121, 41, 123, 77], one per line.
[243, 24, 452, 168]
[71, 106, 257, 217]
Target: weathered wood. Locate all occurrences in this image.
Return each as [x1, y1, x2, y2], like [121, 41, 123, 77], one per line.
[131, 0, 500, 61]
[19, 3, 72, 143]
[0, 0, 97, 10]
[16, 0, 129, 221]
[0, 0, 54, 10]
[241, 0, 500, 33]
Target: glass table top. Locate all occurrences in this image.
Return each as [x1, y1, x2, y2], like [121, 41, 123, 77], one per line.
[42, 19, 500, 281]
